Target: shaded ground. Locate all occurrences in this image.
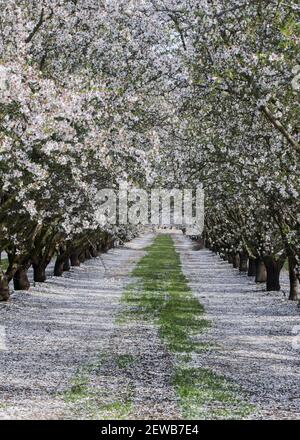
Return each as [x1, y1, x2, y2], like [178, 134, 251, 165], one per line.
[174, 234, 300, 419]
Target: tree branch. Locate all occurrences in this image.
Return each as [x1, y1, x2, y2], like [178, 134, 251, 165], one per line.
[25, 8, 45, 43]
[260, 104, 300, 154]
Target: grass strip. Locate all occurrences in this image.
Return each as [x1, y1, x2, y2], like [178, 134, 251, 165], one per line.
[121, 234, 255, 419]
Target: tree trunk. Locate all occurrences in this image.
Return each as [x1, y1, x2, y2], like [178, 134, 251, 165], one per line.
[239, 252, 248, 272]
[5, 252, 19, 283]
[63, 258, 70, 271]
[54, 255, 64, 277]
[255, 258, 267, 283]
[32, 263, 46, 283]
[70, 251, 80, 267]
[232, 253, 240, 269]
[197, 238, 205, 249]
[264, 257, 284, 291]
[211, 245, 217, 254]
[89, 246, 98, 258]
[96, 243, 102, 253]
[206, 238, 212, 250]
[288, 256, 299, 301]
[227, 254, 233, 264]
[0, 274, 9, 301]
[85, 249, 92, 260]
[54, 254, 71, 276]
[13, 267, 30, 291]
[79, 251, 86, 263]
[101, 236, 108, 252]
[248, 258, 256, 276]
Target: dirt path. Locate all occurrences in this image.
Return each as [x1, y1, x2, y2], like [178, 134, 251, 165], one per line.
[0, 234, 154, 420]
[174, 234, 300, 419]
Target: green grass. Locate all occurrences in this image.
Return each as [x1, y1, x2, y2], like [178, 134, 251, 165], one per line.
[63, 353, 134, 419]
[122, 234, 210, 355]
[173, 367, 254, 420]
[64, 372, 90, 403]
[116, 354, 135, 369]
[64, 234, 255, 420]
[98, 399, 133, 419]
[121, 234, 255, 419]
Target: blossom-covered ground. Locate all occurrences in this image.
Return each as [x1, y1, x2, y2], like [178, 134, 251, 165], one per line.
[0, 232, 300, 419]
[0, 233, 154, 419]
[174, 234, 300, 419]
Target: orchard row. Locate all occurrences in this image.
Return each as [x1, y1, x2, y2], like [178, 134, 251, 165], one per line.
[1, 1, 300, 301]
